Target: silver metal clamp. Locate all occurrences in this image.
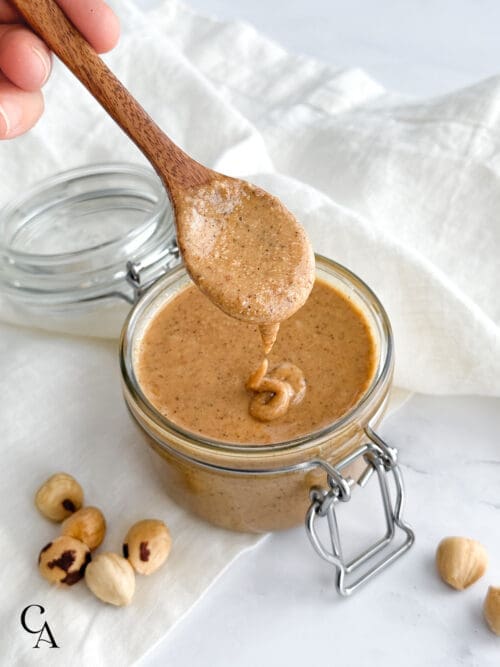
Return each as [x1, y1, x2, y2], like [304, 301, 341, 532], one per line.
[126, 242, 180, 303]
[306, 429, 414, 596]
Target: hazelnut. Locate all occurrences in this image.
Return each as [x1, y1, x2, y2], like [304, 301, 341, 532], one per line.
[436, 536, 488, 590]
[85, 553, 135, 606]
[484, 586, 500, 636]
[61, 507, 106, 550]
[35, 472, 83, 522]
[38, 535, 91, 586]
[123, 519, 171, 575]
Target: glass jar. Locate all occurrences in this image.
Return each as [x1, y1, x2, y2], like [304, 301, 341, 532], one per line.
[120, 256, 414, 595]
[0, 163, 414, 595]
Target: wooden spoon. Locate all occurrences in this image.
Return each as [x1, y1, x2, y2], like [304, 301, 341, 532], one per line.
[11, 0, 315, 345]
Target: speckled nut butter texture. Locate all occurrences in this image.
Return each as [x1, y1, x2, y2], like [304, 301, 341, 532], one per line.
[136, 279, 376, 444]
[176, 179, 315, 333]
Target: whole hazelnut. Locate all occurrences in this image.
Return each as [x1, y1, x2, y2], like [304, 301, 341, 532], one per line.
[38, 535, 91, 586]
[436, 536, 488, 590]
[484, 586, 500, 636]
[35, 472, 83, 522]
[123, 519, 171, 575]
[61, 507, 106, 551]
[85, 553, 135, 606]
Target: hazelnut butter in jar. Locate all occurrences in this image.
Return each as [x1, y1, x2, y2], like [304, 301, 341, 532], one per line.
[1, 163, 414, 596]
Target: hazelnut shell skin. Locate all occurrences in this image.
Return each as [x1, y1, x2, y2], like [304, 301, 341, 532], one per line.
[38, 535, 91, 586]
[62, 506, 106, 550]
[35, 472, 84, 522]
[435, 536, 488, 590]
[85, 553, 135, 606]
[123, 519, 172, 575]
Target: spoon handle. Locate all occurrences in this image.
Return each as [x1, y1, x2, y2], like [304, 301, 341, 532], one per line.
[10, 0, 210, 192]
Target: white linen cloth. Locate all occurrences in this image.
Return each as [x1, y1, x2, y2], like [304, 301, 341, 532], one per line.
[1, 0, 500, 664]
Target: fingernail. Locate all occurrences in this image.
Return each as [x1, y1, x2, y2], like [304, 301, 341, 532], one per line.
[0, 99, 23, 138]
[32, 46, 51, 86]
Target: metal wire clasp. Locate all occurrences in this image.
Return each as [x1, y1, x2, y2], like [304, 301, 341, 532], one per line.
[125, 242, 180, 303]
[306, 428, 414, 596]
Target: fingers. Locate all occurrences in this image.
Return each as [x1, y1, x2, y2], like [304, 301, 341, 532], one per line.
[0, 0, 120, 53]
[0, 0, 119, 140]
[0, 25, 52, 91]
[0, 76, 44, 138]
[55, 0, 120, 53]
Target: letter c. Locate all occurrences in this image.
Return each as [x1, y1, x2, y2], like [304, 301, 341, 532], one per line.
[20, 605, 45, 634]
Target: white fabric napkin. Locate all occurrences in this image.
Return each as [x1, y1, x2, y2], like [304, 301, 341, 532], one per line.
[1, 0, 500, 665]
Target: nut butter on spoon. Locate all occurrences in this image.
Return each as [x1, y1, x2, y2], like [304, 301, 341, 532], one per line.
[12, 0, 315, 346]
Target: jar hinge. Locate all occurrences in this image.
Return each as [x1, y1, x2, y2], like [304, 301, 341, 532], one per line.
[305, 428, 414, 596]
[125, 242, 180, 303]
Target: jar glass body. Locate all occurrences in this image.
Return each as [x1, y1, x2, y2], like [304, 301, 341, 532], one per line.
[120, 256, 394, 533]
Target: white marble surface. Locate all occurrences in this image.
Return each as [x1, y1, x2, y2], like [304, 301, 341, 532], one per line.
[141, 395, 500, 667]
[135, 2, 500, 665]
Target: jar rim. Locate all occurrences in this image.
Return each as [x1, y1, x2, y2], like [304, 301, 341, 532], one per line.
[120, 255, 394, 461]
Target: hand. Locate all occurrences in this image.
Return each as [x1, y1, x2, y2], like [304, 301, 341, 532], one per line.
[0, 0, 119, 139]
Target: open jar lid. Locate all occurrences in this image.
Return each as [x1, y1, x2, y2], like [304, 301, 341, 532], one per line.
[0, 162, 179, 337]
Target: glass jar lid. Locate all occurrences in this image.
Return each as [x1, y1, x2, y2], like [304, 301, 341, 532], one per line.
[0, 162, 177, 308]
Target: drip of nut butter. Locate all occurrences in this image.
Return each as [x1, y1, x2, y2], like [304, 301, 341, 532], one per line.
[175, 177, 315, 422]
[246, 358, 306, 421]
[259, 323, 281, 355]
